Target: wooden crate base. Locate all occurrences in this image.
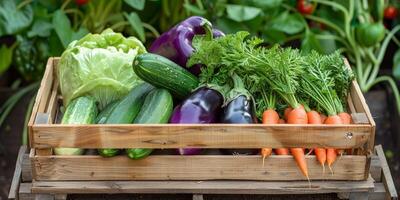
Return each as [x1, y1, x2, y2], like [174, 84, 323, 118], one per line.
[8, 145, 398, 200]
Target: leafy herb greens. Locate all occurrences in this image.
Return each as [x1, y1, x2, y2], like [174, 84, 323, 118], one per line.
[189, 31, 354, 117]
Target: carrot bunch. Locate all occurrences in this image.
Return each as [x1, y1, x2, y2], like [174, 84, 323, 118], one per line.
[300, 51, 353, 174]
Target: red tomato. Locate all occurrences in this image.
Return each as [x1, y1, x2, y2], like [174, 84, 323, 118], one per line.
[297, 0, 314, 15]
[75, 0, 89, 6]
[384, 6, 398, 20]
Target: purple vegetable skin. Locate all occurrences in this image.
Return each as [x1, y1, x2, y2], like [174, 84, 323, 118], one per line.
[149, 16, 225, 76]
[170, 87, 224, 155]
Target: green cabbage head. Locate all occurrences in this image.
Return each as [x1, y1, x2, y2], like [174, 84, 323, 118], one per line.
[58, 29, 146, 109]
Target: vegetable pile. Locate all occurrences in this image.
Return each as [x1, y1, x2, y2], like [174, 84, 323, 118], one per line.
[56, 16, 355, 178]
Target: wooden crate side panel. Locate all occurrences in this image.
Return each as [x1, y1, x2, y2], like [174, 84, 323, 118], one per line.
[31, 177, 374, 195]
[28, 58, 55, 147]
[32, 155, 367, 181]
[32, 124, 371, 149]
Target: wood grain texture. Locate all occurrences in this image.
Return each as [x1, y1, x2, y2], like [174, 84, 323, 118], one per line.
[22, 153, 32, 182]
[32, 154, 367, 181]
[7, 146, 27, 199]
[376, 145, 398, 199]
[28, 58, 55, 147]
[32, 124, 371, 149]
[31, 176, 374, 194]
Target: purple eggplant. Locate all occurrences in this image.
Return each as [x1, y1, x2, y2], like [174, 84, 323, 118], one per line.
[149, 16, 224, 76]
[220, 74, 258, 155]
[170, 87, 224, 155]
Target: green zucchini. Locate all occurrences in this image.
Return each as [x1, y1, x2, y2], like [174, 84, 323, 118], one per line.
[127, 88, 173, 160]
[133, 53, 199, 99]
[105, 82, 154, 124]
[55, 96, 98, 156]
[98, 82, 154, 158]
[133, 89, 173, 123]
[96, 101, 120, 157]
[95, 100, 119, 124]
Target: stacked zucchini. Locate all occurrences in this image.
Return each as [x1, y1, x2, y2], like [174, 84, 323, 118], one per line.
[58, 82, 173, 159]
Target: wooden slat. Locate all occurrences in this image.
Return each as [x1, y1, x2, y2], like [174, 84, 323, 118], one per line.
[351, 113, 370, 124]
[28, 58, 54, 147]
[8, 146, 27, 199]
[22, 153, 32, 182]
[46, 80, 59, 124]
[32, 124, 371, 149]
[32, 154, 367, 181]
[376, 145, 398, 199]
[34, 113, 52, 155]
[19, 183, 34, 200]
[369, 183, 387, 200]
[31, 176, 374, 194]
[370, 155, 382, 182]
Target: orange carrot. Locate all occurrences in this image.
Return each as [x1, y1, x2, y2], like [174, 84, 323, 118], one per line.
[261, 148, 272, 167]
[307, 110, 326, 174]
[337, 112, 352, 157]
[338, 112, 352, 124]
[315, 148, 326, 174]
[287, 106, 308, 124]
[320, 114, 327, 123]
[279, 119, 286, 124]
[290, 148, 309, 178]
[261, 109, 279, 165]
[287, 105, 309, 180]
[262, 109, 280, 124]
[284, 107, 293, 121]
[275, 148, 289, 155]
[326, 148, 337, 175]
[307, 110, 322, 124]
[324, 115, 342, 174]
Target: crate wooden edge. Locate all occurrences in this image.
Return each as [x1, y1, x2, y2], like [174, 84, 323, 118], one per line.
[30, 148, 367, 181]
[8, 145, 397, 199]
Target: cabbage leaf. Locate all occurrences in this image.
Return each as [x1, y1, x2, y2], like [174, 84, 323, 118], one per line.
[58, 29, 146, 109]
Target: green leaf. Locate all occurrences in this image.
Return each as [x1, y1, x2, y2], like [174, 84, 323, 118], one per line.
[226, 4, 262, 22]
[0, 44, 14, 75]
[301, 32, 323, 54]
[183, 3, 206, 15]
[316, 31, 337, 54]
[215, 17, 248, 34]
[52, 10, 89, 48]
[262, 28, 287, 43]
[250, 0, 282, 9]
[123, 12, 145, 42]
[27, 19, 53, 38]
[52, 10, 72, 48]
[71, 27, 89, 41]
[269, 12, 304, 34]
[124, 0, 145, 10]
[393, 49, 400, 80]
[0, 0, 33, 36]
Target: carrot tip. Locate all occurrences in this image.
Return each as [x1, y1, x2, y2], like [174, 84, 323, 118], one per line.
[262, 156, 266, 168]
[328, 165, 334, 176]
[322, 164, 325, 177]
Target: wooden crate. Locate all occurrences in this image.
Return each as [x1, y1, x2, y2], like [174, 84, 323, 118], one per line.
[28, 57, 376, 181]
[9, 145, 398, 200]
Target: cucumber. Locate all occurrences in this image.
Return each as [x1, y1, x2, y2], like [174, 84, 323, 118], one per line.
[133, 89, 173, 123]
[127, 88, 173, 160]
[105, 82, 154, 124]
[126, 148, 153, 159]
[98, 148, 120, 157]
[55, 96, 98, 156]
[95, 100, 119, 124]
[98, 82, 154, 158]
[133, 53, 199, 99]
[96, 101, 120, 157]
